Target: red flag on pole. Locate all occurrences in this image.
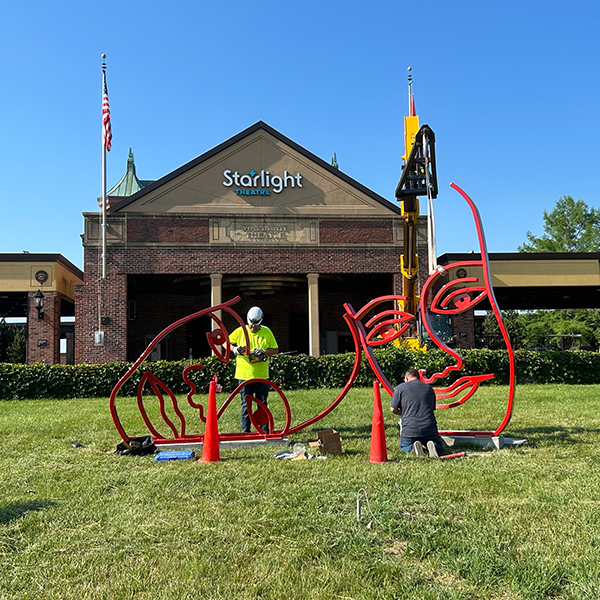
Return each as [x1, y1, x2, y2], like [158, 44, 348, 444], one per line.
[102, 72, 112, 152]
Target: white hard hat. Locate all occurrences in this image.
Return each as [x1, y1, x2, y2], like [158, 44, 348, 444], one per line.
[247, 306, 263, 325]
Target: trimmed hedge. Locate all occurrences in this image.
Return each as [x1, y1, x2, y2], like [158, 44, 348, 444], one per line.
[0, 348, 599, 400]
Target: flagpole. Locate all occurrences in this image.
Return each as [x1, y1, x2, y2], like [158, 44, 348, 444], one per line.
[101, 54, 108, 280]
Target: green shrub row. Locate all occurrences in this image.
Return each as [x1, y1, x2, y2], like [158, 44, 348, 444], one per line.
[1, 347, 599, 400]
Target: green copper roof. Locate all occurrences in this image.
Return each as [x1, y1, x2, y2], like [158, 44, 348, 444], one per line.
[107, 148, 154, 197]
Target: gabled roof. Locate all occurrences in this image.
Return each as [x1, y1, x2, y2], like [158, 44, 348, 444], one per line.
[108, 121, 400, 216]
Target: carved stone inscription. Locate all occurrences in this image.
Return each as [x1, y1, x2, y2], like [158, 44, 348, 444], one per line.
[84, 218, 126, 244]
[237, 224, 289, 242]
[211, 219, 318, 245]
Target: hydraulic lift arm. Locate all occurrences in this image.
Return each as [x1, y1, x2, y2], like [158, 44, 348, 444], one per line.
[395, 123, 438, 323]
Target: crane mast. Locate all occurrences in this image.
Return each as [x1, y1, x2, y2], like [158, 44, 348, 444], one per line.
[395, 68, 438, 331]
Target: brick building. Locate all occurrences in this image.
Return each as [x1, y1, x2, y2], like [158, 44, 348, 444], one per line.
[0, 254, 83, 365]
[76, 122, 428, 363]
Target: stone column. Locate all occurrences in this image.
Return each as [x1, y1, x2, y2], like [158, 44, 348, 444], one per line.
[307, 273, 320, 357]
[210, 274, 223, 322]
[65, 332, 75, 365]
[27, 290, 60, 364]
[210, 274, 223, 356]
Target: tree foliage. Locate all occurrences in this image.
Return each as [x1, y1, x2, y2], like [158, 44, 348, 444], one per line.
[519, 196, 600, 252]
[514, 195, 600, 350]
[479, 309, 600, 351]
[0, 319, 16, 362]
[519, 309, 600, 350]
[478, 310, 526, 349]
[7, 327, 26, 363]
[0, 321, 26, 364]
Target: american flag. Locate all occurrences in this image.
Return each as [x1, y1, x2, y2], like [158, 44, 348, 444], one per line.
[102, 72, 112, 151]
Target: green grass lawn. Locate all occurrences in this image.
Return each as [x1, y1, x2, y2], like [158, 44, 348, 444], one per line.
[1, 384, 600, 599]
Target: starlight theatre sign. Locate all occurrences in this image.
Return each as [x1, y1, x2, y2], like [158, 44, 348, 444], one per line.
[222, 169, 303, 196]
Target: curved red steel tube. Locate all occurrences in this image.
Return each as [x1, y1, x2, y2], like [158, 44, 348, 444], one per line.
[205, 311, 232, 363]
[182, 364, 206, 421]
[224, 378, 292, 436]
[109, 297, 246, 442]
[136, 373, 169, 439]
[285, 311, 364, 435]
[451, 182, 515, 436]
[434, 374, 494, 408]
[110, 182, 515, 444]
[247, 396, 273, 434]
[345, 295, 413, 397]
[419, 183, 516, 436]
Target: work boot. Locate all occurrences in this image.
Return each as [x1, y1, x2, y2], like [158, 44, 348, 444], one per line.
[427, 441, 440, 459]
[413, 441, 426, 456]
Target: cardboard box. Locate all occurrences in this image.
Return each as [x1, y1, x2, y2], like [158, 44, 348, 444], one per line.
[309, 429, 342, 456]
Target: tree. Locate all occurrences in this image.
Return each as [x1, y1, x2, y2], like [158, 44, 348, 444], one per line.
[0, 319, 15, 362]
[477, 310, 525, 349]
[518, 309, 600, 350]
[7, 327, 26, 363]
[518, 196, 600, 252]
[477, 309, 600, 351]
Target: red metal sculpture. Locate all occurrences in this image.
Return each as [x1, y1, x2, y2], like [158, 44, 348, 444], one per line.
[109, 183, 515, 445]
[419, 183, 515, 436]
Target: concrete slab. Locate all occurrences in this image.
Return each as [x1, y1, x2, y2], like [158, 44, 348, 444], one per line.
[441, 435, 528, 450]
[156, 438, 290, 451]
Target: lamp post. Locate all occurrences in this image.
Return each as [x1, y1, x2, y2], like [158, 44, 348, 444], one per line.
[34, 289, 44, 320]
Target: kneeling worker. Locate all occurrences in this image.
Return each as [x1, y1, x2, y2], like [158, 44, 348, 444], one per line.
[390, 368, 444, 458]
[230, 307, 278, 433]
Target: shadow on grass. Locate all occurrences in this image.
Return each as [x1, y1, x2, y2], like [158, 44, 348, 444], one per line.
[509, 425, 600, 445]
[0, 500, 56, 525]
[335, 424, 372, 440]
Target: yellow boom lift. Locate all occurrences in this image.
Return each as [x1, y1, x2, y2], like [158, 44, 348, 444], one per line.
[395, 68, 438, 338]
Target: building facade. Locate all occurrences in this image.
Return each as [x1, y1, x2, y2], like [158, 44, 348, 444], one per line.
[76, 122, 428, 364]
[0, 254, 83, 364]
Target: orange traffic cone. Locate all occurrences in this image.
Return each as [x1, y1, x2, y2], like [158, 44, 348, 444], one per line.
[369, 381, 389, 463]
[201, 380, 221, 462]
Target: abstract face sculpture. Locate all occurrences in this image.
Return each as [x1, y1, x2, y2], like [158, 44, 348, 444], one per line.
[109, 183, 514, 444]
[416, 183, 515, 436]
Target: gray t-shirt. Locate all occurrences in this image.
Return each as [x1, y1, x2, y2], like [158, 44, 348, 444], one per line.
[390, 379, 438, 438]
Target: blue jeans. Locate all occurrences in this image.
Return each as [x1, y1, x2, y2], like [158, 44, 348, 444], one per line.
[239, 380, 270, 433]
[400, 434, 444, 455]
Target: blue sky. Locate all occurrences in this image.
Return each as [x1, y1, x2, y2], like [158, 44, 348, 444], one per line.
[1, 0, 599, 269]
